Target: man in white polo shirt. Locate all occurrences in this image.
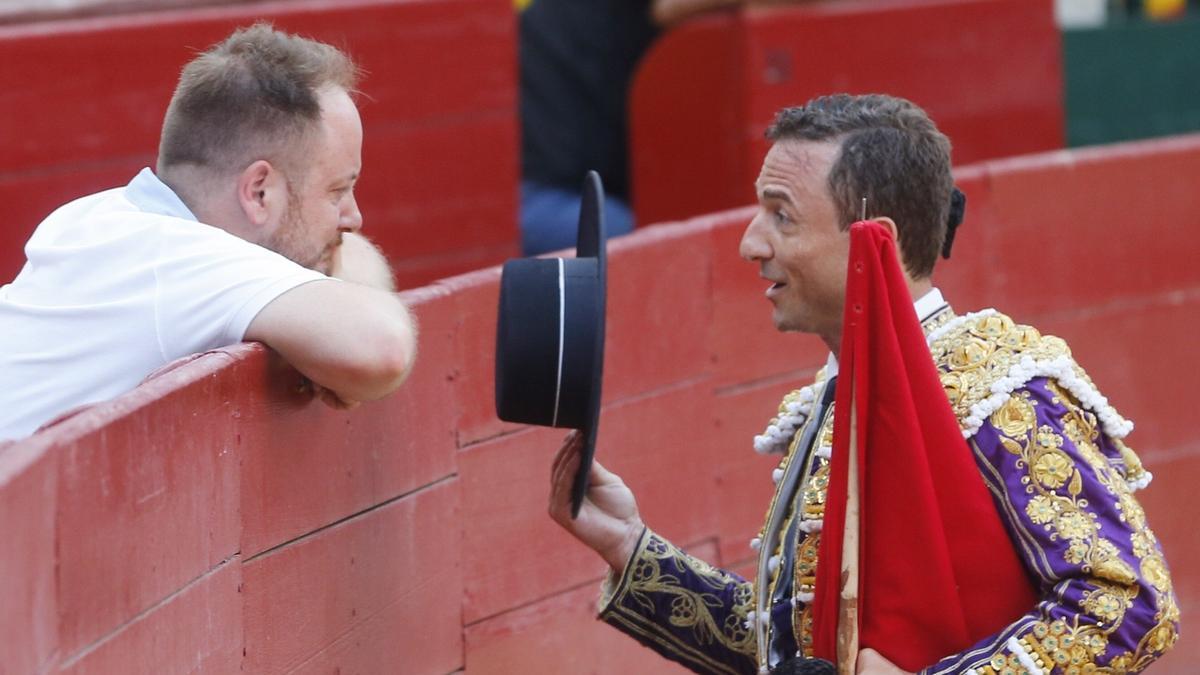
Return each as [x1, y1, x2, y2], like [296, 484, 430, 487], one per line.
[0, 23, 417, 440]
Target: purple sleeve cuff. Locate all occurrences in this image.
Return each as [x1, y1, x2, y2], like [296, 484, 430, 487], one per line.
[599, 528, 759, 675]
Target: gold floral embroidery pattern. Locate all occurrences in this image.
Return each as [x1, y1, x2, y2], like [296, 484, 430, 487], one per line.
[932, 314, 1069, 432]
[795, 602, 814, 658]
[930, 313, 1145, 491]
[792, 531, 820, 657]
[982, 388, 1179, 672]
[603, 531, 757, 663]
[800, 458, 831, 520]
[785, 410, 837, 653]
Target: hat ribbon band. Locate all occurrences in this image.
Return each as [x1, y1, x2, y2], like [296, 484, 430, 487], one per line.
[551, 257, 566, 427]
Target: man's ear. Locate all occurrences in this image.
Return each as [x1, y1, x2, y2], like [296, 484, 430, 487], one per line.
[872, 216, 899, 242]
[236, 160, 284, 227]
[872, 216, 917, 277]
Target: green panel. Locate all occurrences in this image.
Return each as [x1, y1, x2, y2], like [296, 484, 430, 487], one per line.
[1063, 13, 1200, 147]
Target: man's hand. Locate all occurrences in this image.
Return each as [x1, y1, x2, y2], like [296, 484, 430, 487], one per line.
[549, 431, 645, 574]
[302, 379, 360, 411]
[856, 649, 911, 675]
[328, 232, 396, 291]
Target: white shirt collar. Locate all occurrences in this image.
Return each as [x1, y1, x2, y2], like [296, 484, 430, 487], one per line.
[913, 287, 947, 323]
[125, 167, 199, 222]
[825, 287, 945, 378]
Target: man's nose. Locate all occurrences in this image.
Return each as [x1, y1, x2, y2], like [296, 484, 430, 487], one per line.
[739, 214, 770, 262]
[340, 194, 363, 233]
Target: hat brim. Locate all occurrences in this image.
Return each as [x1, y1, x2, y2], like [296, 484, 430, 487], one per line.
[570, 171, 607, 518]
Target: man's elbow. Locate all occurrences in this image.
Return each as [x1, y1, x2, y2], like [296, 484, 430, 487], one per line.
[343, 314, 418, 401]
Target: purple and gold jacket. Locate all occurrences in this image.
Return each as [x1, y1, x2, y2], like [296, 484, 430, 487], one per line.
[598, 307, 1179, 674]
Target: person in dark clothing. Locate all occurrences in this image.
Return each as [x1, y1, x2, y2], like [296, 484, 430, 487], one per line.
[518, 0, 740, 255]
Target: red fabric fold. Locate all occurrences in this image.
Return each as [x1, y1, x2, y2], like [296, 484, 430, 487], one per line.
[810, 221, 1036, 671]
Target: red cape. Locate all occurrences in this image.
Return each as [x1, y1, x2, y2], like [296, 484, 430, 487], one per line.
[810, 222, 1036, 671]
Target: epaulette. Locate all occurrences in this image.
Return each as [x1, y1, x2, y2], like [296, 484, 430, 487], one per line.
[928, 310, 1150, 491]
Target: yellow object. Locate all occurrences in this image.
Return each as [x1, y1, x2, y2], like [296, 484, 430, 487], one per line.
[514, 0, 532, 11]
[1145, 0, 1186, 20]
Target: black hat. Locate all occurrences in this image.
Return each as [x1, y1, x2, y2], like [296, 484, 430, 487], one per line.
[494, 171, 607, 518]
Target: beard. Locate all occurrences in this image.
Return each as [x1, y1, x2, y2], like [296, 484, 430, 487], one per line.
[262, 180, 338, 274]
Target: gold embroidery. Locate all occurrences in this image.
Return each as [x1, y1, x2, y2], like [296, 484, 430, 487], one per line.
[1019, 618, 1111, 674]
[794, 532, 820, 590]
[930, 313, 1072, 436]
[801, 460, 830, 519]
[763, 309, 1176, 672]
[617, 534, 757, 656]
[970, 648, 1036, 675]
[796, 603, 814, 658]
[986, 384, 1179, 671]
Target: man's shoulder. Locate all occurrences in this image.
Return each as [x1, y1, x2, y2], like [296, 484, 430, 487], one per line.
[929, 309, 1133, 441]
[928, 309, 1072, 376]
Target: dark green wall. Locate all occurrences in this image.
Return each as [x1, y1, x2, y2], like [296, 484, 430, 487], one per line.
[1064, 13, 1200, 146]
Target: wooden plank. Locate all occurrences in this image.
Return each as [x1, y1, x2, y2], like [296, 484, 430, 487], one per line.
[53, 352, 244, 657]
[241, 478, 462, 675]
[56, 561, 242, 675]
[464, 541, 719, 675]
[239, 284, 459, 558]
[0, 442, 58, 675]
[603, 221, 713, 403]
[982, 134, 1200, 318]
[441, 267, 523, 447]
[460, 380, 723, 623]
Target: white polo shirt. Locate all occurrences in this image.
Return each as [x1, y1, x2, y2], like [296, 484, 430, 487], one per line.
[0, 168, 326, 440]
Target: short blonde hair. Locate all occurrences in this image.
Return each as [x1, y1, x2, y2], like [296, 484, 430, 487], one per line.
[157, 22, 360, 175]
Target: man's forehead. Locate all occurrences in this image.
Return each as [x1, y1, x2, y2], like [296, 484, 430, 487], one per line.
[756, 139, 839, 194]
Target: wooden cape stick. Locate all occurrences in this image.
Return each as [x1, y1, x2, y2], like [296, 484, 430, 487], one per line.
[837, 399, 860, 674]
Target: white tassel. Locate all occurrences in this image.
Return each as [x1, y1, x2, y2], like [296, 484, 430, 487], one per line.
[958, 353, 1133, 442]
[772, 468, 784, 485]
[750, 537, 762, 551]
[1006, 637, 1044, 675]
[925, 308, 999, 346]
[753, 385, 819, 456]
[1128, 471, 1153, 492]
[767, 555, 780, 574]
[795, 591, 814, 603]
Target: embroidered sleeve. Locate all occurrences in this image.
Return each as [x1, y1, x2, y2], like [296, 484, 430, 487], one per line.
[598, 528, 758, 675]
[922, 378, 1179, 675]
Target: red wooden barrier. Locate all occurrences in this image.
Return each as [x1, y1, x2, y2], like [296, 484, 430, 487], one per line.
[0, 0, 518, 291]
[629, 0, 1065, 226]
[1, 134, 1196, 673]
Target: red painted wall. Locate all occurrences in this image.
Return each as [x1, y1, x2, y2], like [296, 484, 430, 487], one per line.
[0, 0, 518, 291]
[629, 0, 1066, 226]
[2, 136, 1197, 673]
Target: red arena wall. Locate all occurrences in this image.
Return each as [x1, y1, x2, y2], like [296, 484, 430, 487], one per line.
[1, 135, 1197, 674]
